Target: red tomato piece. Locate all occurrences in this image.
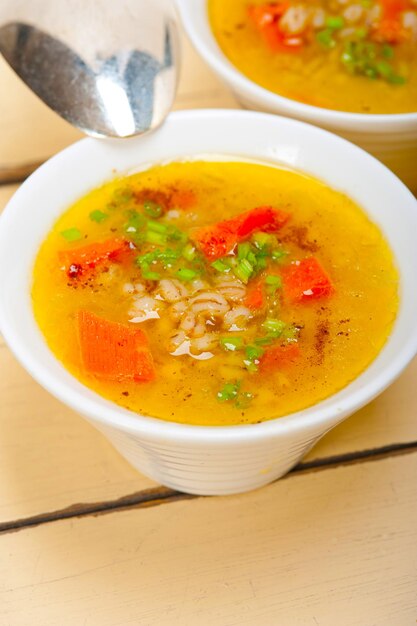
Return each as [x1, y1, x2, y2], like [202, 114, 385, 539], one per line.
[248, 2, 305, 51]
[193, 206, 290, 260]
[372, 0, 411, 42]
[260, 344, 300, 372]
[282, 257, 334, 303]
[245, 278, 265, 310]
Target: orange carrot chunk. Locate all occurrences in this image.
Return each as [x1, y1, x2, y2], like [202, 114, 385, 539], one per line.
[77, 311, 155, 383]
[245, 278, 265, 310]
[260, 344, 300, 372]
[372, 0, 410, 43]
[283, 257, 334, 303]
[59, 238, 130, 277]
[193, 206, 290, 260]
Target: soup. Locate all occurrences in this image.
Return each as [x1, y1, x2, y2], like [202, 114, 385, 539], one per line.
[32, 161, 398, 426]
[208, 0, 417, 114]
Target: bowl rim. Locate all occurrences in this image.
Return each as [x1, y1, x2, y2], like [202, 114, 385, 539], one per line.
[1, 108, 417, 445]
[176, 0, 417, 130]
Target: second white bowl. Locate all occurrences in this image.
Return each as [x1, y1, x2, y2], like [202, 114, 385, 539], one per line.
[177, 0, 417, 192]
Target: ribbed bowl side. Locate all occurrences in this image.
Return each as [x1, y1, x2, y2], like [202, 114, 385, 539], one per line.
[338, 132, 417, 193]
[234, 92, 417, 192]
[91, 422, 326, 495]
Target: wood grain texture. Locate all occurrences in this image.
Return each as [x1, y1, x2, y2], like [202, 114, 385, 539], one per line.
[1, 183, 417, 523]
[0, 453, 416, 626]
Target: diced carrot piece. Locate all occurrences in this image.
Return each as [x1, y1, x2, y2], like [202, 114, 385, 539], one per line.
[380, 0, 409, 16]
[372, 0, 411, 42]
[248, 3, 304, 51]
[193, 206, 290, 260]
[245, 278, 265, 310]
[59, 239, 130, 277]
[77, 311, 155, 383]
[169, 188, 197, 210]
[260, 344, 300, 372]
[248, 3, 289, 30]
[282, 257, 334, 303]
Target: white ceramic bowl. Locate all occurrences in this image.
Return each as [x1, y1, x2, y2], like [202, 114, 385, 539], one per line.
[1, 110, 417, 496]
[177, 0, 417, 192]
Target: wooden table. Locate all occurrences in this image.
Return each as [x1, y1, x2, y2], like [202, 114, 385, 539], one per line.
[0, 32, 416, 626]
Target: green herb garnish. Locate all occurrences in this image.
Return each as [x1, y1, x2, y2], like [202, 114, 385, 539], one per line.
[233, 258, 254, 284]
[60, 228, 82, 242]
[89, 210, 109, 223]
[217, 382, 240, 402]
[219, 336, 244, 352]
[176, 268, 198, 282]
[212, 259, 229, 273]
[262, 319, 286, 337]
[143, 200, 163, 218]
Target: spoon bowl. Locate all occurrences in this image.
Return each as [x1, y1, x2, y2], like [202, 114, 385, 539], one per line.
[0, 0, 180, 138]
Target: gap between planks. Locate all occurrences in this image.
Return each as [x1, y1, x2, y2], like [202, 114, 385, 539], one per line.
[0, 161, 44, 186]
[1, 440, 416, 536]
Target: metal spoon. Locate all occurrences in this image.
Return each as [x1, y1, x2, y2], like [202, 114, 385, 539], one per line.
[0, 0, 180, 138]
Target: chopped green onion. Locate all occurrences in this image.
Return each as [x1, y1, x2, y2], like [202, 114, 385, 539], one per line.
[234, 258, 254, 284]
[182, 243, 196, 262]
[265, 275, 282, 286]
[316, 28, 336, 48]
[255, 256, 268, 271]
[124, 210, 146, 234]
[176, 268, 198, 282]
[355, 27, 368, 39]
[243, 360, 259, 373]
[136, 251, 155, 266]
[252, 232, 275, 249]
[145, 230, 167, 246]
[158, 248, 180, 262]
[325, 15, 345, 30]
[282, 325, 299, 341]
[217, 382, 240, 402]
[147, 220, 167, 234]
[140, 261, 161, 281]
[167, 225, 188, 243]
[237, 242, 251, 260]
[219, 336, 244, 352]
[89, 209, 108, 223]
[388, 73, 406, 85]
[271, 248, 288, 262]
[212, 259, 229, 272]
[142, 270, 161, 281]
[382, 44, 394, 59]
[245, 344, 264, 361]
[235, 391, 254, 410]
[60, 228, 82, 242]
[262, 319, 286, 337]
[113, 187, 133, 203]
[143, 200, 162, 218]
[254, 336, 275, 346]
[376, 60, 395, 79]
[247, 251, 257, 266]
[364, 67, 378, 79]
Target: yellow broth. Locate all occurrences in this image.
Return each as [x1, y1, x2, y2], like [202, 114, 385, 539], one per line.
[208, 0, 417, 114]
[32, 161, 398, 426]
